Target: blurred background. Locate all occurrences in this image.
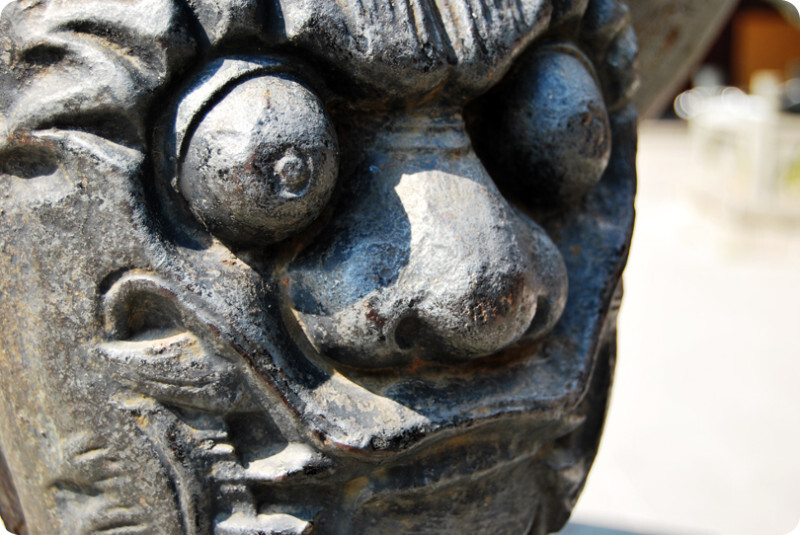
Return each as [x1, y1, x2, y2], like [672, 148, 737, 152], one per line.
[1, 0, 799, 534]
[567, 1, 800, 534]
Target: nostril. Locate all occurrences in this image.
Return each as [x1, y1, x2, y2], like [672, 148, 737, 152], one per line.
[524, 294, 561, 342]
[394, 315, 423, 351]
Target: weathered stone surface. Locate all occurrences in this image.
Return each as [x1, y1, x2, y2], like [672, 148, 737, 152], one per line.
[0, 0, 720, 533]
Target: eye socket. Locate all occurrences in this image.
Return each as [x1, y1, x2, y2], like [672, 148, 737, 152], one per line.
[171, 62, 339, 248]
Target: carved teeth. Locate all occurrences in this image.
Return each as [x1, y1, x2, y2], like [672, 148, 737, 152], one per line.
[214, 512, 311, 535]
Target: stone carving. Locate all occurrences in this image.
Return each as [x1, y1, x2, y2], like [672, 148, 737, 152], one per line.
[0, 1, 638, 533]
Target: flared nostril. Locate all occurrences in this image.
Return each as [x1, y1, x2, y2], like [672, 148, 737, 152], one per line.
[393, 315, 423, 351]
[524, 292, 565, 342]
[515, 212, 570, 343]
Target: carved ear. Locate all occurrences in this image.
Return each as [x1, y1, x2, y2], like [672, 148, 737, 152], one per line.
[99, 272, 247, 413]
[102, 273, 183, 341]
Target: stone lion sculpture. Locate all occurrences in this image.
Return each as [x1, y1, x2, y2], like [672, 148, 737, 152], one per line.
[0, 0, 730, 533]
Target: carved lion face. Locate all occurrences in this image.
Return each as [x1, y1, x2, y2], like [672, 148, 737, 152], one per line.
[0, 1, 636, 533]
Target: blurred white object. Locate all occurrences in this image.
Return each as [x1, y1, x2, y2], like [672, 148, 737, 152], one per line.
[674, 68, 800, 223]
[692, 64, 725, 88]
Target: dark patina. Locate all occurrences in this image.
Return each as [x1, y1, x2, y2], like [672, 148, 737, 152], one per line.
[0, 0, 729, 533]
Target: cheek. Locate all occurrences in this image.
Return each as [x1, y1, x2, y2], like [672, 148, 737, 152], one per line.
[178, 74, 339, 247]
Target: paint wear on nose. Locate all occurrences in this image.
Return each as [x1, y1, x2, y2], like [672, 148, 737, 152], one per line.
[286, 113, 568, 369]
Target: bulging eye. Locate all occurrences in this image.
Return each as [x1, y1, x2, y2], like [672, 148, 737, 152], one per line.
[177, 71, 338, 247]
[476, 44, 611, 204]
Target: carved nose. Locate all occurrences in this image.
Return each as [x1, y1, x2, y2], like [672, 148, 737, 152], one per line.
[285, 114, 567, 369]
